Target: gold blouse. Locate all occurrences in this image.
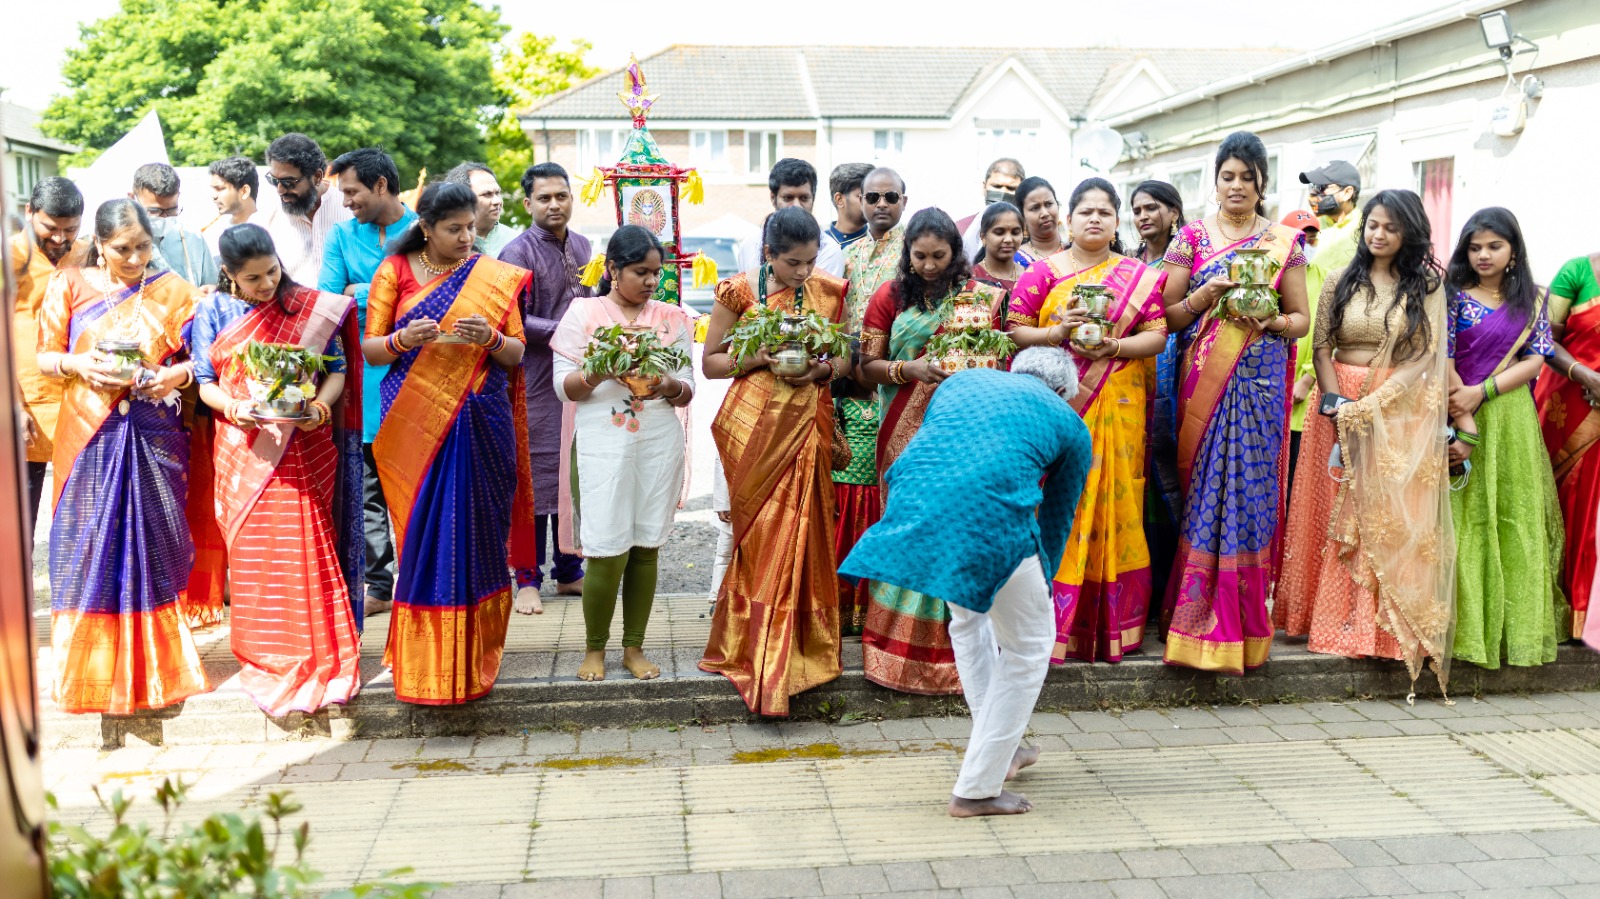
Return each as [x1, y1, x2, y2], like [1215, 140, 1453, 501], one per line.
[1312, 275, 1405, 353]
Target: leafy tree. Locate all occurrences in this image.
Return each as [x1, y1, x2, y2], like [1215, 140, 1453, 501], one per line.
[42, 0, 506, 180]
[486, 33, 598, 227]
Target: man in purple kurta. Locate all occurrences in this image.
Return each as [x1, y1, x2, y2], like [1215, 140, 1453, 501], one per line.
[499, 162, 592, 613]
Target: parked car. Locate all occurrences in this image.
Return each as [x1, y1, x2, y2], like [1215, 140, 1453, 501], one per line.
[678, 236, 740, 315]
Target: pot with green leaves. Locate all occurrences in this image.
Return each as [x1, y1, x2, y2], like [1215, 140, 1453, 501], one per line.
[724, 306, 850, 381]
[235, 341, 332, 419]
[1066, 284, 1112, 349]
[1225, 248, 1281, 319]
[582, 323, 692, 399]
[926, 327, 1017, 373]
[94, 338, 144, 383]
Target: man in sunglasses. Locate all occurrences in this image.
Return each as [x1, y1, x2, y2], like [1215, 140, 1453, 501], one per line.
[130, 162, 219, 288]
[257, 132, 353, 285]
[842, 167, 909, 333]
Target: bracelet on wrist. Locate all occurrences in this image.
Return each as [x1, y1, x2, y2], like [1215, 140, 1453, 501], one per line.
[1569, 360, 1585, 380]
[1455, 429, 1481, 447]
[1180, 296, 1199, 317]
[1482, 377, 1499, 400]
[386, 332, 410, 356]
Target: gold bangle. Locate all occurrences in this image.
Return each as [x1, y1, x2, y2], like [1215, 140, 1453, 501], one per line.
[1570, 360, 1584, 380]
[1109, 338, 1122, 359]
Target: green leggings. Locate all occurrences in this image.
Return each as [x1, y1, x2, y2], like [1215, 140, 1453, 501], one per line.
[583, 546, 658, 651]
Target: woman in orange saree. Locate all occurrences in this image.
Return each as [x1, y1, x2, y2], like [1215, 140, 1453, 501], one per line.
[857, 208, 1006, 695]
[700, 207, 849, 716]
[1156, 133, 1312, 676]
[1537, 254, 1600, 639]
[362, 182, 537, 706]
[1008, 179, 1168, 663]
[36, 200, 210, 714]
[193, 224, 363, 715]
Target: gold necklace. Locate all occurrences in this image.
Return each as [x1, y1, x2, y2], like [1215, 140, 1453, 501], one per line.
[419, 249, 467, 275]
[1214, 211, 1258, 243]
[1218, 207, 1255, 227]
[93, 265, 148, 337]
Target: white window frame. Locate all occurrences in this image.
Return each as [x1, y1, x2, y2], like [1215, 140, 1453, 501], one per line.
[577, 128, 629, 172]
[689, 129, 729, 171]
[872, 129, 905, 162]
[1169, 166, 1206, 224]
[745, 130, 783, 177]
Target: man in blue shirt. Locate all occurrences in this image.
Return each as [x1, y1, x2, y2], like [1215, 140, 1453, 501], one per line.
[319, 147, 417, 618]
[841, 348, 1091, 818]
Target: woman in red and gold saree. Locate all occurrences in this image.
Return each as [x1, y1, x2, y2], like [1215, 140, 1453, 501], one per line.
[1008, 178, 1168, 663]
[192, 224, 364, 715]
[1155, 133, 1312, 675]
[857, 208, 1005, 695]
[700, 208, 849, 716]
[1538, 254, 1600, 639]
[362, 183, 536, 706]
[36, 200, 210, 714]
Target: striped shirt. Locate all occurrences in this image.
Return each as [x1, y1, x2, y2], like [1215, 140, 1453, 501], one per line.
[254, 186, 354, 286]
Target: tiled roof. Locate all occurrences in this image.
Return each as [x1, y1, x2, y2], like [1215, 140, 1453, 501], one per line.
[0, 101, 78, 153]
[524, 45, 1298, 121]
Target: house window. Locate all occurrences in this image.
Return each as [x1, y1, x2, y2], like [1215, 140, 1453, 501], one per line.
[1262, 153, 1282, 221]
[14, 155, 41, 206]
[690, 130, 728, 170]
[745, 130, 782, 176]
[1171, 167, 1205, 224]
[976, 127, 1039, 174]
[1415, 158, 1455, 263]
[873, 130, 905, 161]
[577, 129, 628, 171]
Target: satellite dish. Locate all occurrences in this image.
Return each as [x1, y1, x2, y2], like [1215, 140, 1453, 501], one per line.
[1076, 124, 1124, 173]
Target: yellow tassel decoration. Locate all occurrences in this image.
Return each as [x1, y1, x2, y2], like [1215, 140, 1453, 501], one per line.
[690, 251, 718, 288]
[578, 168, 607, 206]
[682, 169, 704, 205]
[578, 252, 606, 288]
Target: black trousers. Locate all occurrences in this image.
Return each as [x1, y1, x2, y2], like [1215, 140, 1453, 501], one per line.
[26, 461, 47, 532]
[1287, 429, 1303, 503]
[362, 444, 395, 601]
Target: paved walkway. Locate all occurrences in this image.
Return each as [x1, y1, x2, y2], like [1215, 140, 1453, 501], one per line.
[46, 690, 1600, 897]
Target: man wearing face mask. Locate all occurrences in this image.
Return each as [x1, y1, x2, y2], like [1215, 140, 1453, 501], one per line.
[1289, 161, 1362, 485]
[131, 162, 220, 288]
[959, 158, 1025, 261]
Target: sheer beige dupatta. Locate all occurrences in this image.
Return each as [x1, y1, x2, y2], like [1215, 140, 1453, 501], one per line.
[1329, 284, 1456, 700]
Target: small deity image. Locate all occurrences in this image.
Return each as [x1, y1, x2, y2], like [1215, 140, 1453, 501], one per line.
[624, 185, 670, 239]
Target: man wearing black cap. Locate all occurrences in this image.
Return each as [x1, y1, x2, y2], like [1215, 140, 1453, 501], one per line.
[1289, 161, 1362, 490]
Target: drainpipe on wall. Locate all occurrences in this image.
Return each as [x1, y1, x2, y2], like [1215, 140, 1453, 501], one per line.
[540, 118, 552, 163]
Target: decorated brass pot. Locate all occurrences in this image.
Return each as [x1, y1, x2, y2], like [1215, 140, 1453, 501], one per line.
[1224, 249, 1282, 320]
[1228, 248, 1280, 286]
[945, 295, 993, 331]
[936, 351, 1001, 373]
[770, 344, 812, 378]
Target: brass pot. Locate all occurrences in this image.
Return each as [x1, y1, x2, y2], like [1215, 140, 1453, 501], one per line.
[1228, 248, 1280, 286]
[770, 343, 812, 378]
[618, 371, 662, 398]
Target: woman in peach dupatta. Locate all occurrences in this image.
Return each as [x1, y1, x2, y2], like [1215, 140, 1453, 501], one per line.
[36, 200, 210, 713]
[700, 207, 850, 716]
[1156, 133, 1312, 676]
[1276, 190, 1455, 699]
[362, 182, 537, 705]
[1008, 178, 1168, 663]
[193, 224, 363, 715]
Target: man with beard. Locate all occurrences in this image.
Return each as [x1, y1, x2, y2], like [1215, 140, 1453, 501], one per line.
[10, 176, 83, 523]
[131, 162, 219, 287]
[497, 162, 593, 613]
[258, 132, 352, 284]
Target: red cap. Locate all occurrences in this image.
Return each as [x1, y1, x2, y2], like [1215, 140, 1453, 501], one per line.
[1281, 210, 1319, 231]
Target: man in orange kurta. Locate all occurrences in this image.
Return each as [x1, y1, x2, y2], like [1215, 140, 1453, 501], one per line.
[10, 176, 84, 524]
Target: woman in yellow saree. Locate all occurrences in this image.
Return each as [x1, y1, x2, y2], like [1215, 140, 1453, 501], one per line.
[362, 182, 537, 705]
[1008, 178, 1168, 663]
[700, 207, 851, 716]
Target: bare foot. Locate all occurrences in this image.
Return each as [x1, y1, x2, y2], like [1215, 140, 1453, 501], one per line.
[622, 646, 660, 680]
[949, 791, 1033, 817]
[577, 650, 606, 681]
[556, 578, 584, 596]
[514, 586, 543, 615]
[1006, 745, 1040, 781]
[365, 597, 392, 617]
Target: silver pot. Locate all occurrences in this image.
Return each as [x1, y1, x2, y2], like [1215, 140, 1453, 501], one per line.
[95, 338, 143, 382]
[256, 395, 308, 419]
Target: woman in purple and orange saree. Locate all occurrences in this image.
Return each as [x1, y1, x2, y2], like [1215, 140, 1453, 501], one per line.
[35, 200, 210, 714]
[1538, 253, 1600, 639]
[1155, 133, 1312, 675]
[362, 182, 537, 706]
[699, 208, 850, 716]
[192, 224, 364, 715]
[1008, 178, 1168, 664]
[856, 208, 1005, 695]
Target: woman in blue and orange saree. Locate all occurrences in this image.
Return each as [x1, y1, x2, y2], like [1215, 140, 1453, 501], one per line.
[1007, 178, 1168, 664]
[362, 182, 537, 706]
[192, 224, 365, 715]
[36, 199, 210, 714]
[1154, 132, 1312, 675]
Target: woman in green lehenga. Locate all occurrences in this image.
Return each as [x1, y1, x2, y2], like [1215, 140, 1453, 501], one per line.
[855, 208, 1005, 694]
[1445, 207, 1567, 667]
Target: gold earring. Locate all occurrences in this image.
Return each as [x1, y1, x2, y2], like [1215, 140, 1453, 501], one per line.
[1169, 222, 1178, 237]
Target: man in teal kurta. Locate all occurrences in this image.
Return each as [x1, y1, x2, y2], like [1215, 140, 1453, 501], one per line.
[841, 348, 1091, 818]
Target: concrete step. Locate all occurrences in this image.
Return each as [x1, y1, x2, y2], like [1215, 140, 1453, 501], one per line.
[36, 596, 1600, 749]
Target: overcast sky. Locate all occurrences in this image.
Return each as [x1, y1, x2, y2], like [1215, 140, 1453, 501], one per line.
[3, 0, 1455, 110]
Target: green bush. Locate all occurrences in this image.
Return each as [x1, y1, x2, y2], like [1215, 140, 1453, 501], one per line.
[49, 778, 440, 898]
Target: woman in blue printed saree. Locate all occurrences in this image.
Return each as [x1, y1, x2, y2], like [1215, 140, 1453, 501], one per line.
[362, 182, 538, 705]
[36, 199, 210, 713]
[1155, 132, 1311, 675]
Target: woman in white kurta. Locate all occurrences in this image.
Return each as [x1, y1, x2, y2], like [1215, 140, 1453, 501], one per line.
[551, 226, 694, 682]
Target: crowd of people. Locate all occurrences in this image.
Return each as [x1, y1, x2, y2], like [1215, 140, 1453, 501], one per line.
[10, 125, 1598, 722]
